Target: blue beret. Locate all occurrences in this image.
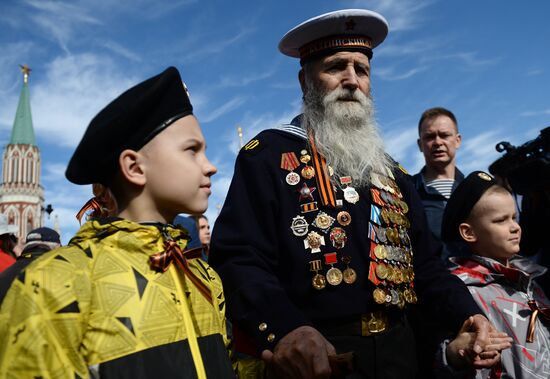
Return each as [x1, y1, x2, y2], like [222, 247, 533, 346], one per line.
[66, 66, 193, 185]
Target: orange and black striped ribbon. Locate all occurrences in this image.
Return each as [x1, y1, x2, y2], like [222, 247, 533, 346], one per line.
[75, 197, 102, 224]
[308, 134, 336, 208]
[527, 300, 550, 342]
[150, 242, 212, 304]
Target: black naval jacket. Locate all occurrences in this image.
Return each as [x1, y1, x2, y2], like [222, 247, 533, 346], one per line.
[210, 123, 481, 353]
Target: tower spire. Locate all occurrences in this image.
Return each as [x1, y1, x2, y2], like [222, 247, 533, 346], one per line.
[10, 65, 36, 145]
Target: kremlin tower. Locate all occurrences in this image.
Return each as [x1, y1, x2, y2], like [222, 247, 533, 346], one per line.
[0, 65, 44, 238]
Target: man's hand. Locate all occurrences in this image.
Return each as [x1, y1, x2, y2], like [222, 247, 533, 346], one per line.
[261, 325, 336, 379]
[447, 316, 512, 370]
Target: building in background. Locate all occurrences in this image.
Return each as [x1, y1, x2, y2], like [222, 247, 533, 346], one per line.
[0, 65, 45, 239]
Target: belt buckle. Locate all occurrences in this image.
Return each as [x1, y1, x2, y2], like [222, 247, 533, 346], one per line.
[361, 311, 388, 336]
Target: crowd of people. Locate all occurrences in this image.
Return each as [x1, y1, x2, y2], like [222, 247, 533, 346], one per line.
[0, 8, 548, 379]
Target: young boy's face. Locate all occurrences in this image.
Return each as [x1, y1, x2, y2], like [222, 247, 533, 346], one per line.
[140, 115, 217, 220]
[464, 190, 521, 264]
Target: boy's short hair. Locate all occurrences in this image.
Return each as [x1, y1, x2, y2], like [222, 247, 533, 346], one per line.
[441, 171, 505, 242]
[66, 66, 193, 185]
[418, 107, 458, 135]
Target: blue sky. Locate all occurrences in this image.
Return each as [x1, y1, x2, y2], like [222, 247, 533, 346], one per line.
[0, 0, 549, 242]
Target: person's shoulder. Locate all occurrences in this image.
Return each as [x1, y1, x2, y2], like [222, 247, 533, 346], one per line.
[23, 244, 91, 273]
[239, 127, 305, 157]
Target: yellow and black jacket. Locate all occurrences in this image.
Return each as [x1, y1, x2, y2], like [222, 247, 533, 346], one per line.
[0, 218, 233, 379]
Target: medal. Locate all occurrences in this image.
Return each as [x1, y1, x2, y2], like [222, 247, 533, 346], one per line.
[298, 182, 316, 201]
[341, 256, 356, 284]
[290, 216, 309, 237]
[324, 252, 343, 286]
[286, 172, 300, 185]
[375, 262, 389, 280]
[304, 231, 325, 253]
[373, 288, 386, 304]
[374, 245, 387, 260]
[300, 150, 311, 164]
[376, 225, 387, 243]
[309, 260, 326, 290]
[313, 211, 335, 232]
[281, 152, 301, 186]
[340, 176, 360, 204]
[336, 211, 351, 226]
[301, 165, 315, 179]
[343, 187, 360, 204]
[329, 227, 347, 249]
[399, 228, 411, 245]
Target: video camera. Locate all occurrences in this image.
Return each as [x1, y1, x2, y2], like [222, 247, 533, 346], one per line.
[488, 126, 550, 195]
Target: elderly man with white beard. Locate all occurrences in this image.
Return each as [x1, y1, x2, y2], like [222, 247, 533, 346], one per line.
[210, 9, 499, 379]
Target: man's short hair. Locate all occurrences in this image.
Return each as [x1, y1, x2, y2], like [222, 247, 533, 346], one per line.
[418, 107, 458, 135]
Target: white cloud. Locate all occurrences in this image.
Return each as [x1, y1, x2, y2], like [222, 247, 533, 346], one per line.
[25, 0, 101, 53]
[30, 53, 137, 147]
[520, 109, 550, 117]
[219, 69, 277, 88]
[352, 0, 435, 32]
[199, 96, 247, 124]
[100, 41, 141, 62]
[182, 28, 255, 63]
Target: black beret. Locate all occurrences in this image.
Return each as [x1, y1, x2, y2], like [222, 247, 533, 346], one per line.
[441, 171, 498, 242]
[66, 66, 193, 185]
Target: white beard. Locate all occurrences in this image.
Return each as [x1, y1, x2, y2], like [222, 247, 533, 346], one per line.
[302, 83, 393, 188]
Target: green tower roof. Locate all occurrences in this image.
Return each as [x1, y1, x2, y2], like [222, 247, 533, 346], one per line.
[10, 65, 36, 146]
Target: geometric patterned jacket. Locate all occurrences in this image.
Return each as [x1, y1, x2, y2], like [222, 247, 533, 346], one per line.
[0, 218, 233, 379]
[450, 255, 550, 379]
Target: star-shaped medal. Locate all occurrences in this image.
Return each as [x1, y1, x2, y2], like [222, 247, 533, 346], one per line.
[297, 182, 316, 201]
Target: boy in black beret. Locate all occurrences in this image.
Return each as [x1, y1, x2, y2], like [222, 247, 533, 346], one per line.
[0, 67, 234, 379]
[438, 171, 550, 378]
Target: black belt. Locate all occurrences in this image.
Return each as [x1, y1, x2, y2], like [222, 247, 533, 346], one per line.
[316, 310, 405, 337]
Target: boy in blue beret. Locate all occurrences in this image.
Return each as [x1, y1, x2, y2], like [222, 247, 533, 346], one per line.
[0, 67, 234, 379]
[439, 171, 550, 378]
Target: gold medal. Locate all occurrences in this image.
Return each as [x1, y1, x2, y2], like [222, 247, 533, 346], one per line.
[374, 244, 387, 260]
[301, 165, 315, 179]
[336, 211, 351, 226]
[314, 211, 335, 231]
[373, 288, 386, 304]
[300, 150, 311, 164]
[386, 266, 396, 283]
[341, 255, 356, 284]
[309, 260, 326, 290]
[312, 274, 326, 289]
[326, 267, 343, 285]
[375, 263, 389, 280]
[324, 252, 342, 285]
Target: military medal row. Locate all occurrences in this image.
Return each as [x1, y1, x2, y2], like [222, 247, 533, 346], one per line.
[371, 222, 411, 247]
[373, 261, 414, 284]
[373, 243, 412, 265]
[373, 286, 417, 308]
[309, 254, 356, 290]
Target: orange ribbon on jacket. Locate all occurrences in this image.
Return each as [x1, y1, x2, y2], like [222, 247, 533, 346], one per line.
[309, 133, 336, 208]
[527, 300, 550, 343]
[150, 241, 212, 305]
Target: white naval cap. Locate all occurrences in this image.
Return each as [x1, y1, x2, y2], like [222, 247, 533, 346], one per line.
[278, 9, 389, 65]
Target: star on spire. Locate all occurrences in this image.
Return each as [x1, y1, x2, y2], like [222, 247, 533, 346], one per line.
[19, 64, 31, 83]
